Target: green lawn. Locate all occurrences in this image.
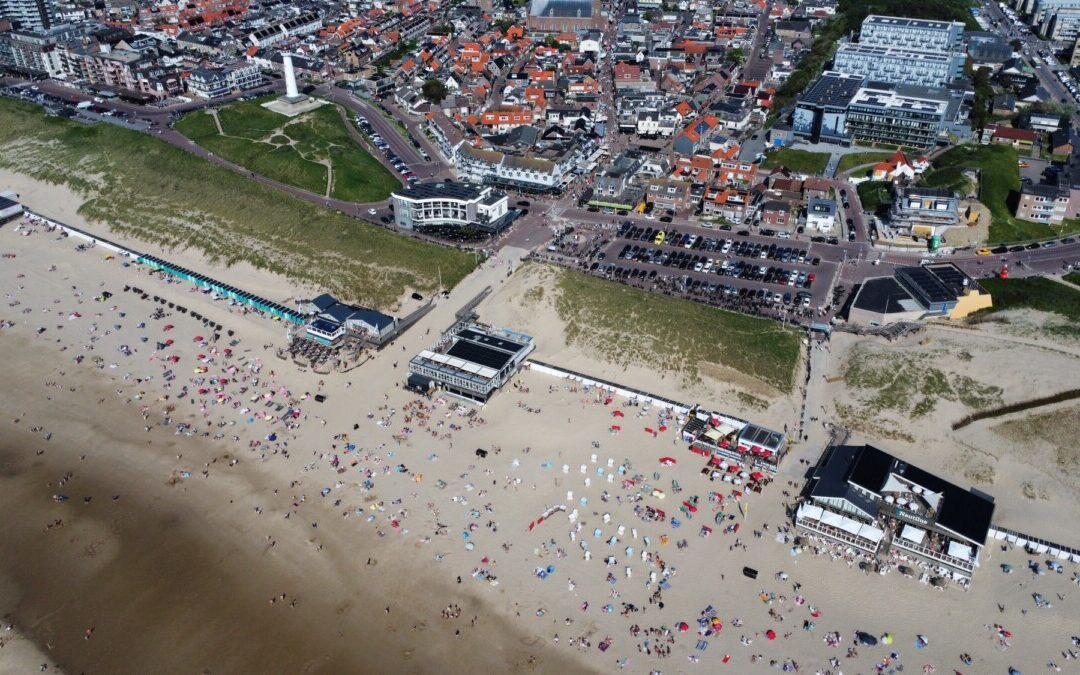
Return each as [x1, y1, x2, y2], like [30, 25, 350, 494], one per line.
[835, 151, 896, 175]
[760, 148, 831, 175]
[175, 97, 399, 203]
[978, 277, 1080, 326]
[0, 98, 473, 309]
[550, 264, 802, 391]
[857, 180, 894, 215]
[925, 144, 1080, 243]
[1064, 272, 1080, 286]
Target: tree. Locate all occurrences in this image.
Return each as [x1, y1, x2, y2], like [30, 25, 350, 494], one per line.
[421, 78, 448, 104]
[1009, 38, 1023, 51]
[728, 47, 746, 66]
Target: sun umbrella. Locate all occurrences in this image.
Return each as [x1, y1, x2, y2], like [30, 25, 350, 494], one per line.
[659, 457, 676, 466]
[612, 410, 624, 417]
[164, 339, 174, 346]
[882, 633, 894, 645]
[194, 335, 204, 342]
[766, 630, 776, 640]
[678, 622, 689, 632]
[644, 427, 654, 434]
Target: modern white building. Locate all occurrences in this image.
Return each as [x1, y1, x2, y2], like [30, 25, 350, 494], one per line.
[805, 197, 837, 232]
[833, 43, 965, 87]
[391, 182, 510, 232]
[858, 15, 965, 52]
[409, 323, 535, 402]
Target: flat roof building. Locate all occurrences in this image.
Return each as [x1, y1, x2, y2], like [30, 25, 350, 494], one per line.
[797, 443, 995, 582]
[409, 324, 535, 401]
[858, 15, 965, 53]
[833, 43, 966, 88]
[848, 263, 993, 325]
[391, 182, 511, 233]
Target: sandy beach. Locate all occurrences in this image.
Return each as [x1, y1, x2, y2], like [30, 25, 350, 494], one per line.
[2, 184, 1080, 675]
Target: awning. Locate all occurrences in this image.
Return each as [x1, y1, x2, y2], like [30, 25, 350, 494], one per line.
[900, 524, 926, 544]
[797, 504, 824, 521]
[947, 541, 973, 561]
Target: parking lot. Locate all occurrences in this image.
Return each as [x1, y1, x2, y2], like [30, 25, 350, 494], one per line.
[581, 221, 843, 321]
[353, 114, 420, 186]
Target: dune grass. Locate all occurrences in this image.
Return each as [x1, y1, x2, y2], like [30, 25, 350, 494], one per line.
[549, 264, 802, 391]
[0, 98, 472, 308]
[926, 144, 1080, 244]
[175, 97, 399, 202]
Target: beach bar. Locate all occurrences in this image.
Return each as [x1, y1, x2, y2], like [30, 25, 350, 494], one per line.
[797, 444, 995, 582]
[136, 254, 305, 325]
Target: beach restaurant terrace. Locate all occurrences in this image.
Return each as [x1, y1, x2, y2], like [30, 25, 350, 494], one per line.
[798, 444, 995, 581]
[681, 405, 787, 473]
[136, 255, 305, 325]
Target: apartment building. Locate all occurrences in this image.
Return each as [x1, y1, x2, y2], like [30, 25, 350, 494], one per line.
[187, 62, 262, 99]
[858, 15, 965, 52]
[1015, 183, 1071, 225]
[832, 43, 965, 88]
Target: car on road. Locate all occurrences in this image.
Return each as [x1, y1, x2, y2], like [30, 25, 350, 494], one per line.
[659, 216, 672, 223]
[991, 245, 1009, 254]
[848, 231, 856, 241]
[976, 248, 991, 256]
[1026, 242, 1041, 250]
[1009, 245, 1025, 252]
[1042, 241, 1057, 248]
[517, 200, 530, 206]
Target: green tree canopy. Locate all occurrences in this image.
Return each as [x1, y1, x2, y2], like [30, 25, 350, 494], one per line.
[422, 78, 449, 104]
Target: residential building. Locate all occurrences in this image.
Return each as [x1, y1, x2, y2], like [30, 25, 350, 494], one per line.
[844, 82, 969, 149]
[594, 152, 645, 200]
[759, 199, 794, 228]
[701, 186, 753, 222]
[391, 182, 510, 232]
[832, 43, 966, 87]
[805, 197, 837, 231]
[857, 15, 965, 53]
[187, 62, 262, 99]
[1015, 182, 1071, 225]
[246, 11, 322, 48]
[0, 0, 55, 30]
[298, 293, 396, 346]
[987, 125, 1038, 151]
[61, 43, 182, 98]
[888, 186, 961, 237]
[797, 443, 994, 581]
[1044, 6, 1080, 40]
[0, 24, 75, 77]
[645, 177, 692, 211]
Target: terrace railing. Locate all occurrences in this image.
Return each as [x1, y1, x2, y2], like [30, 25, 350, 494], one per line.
[891, 536, 975, 573]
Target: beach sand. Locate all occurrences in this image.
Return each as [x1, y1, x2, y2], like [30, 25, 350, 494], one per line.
[1, 184, 1079, 675]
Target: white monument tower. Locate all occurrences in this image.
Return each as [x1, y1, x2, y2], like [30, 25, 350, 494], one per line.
[282, 53, 307, 103]
[263, 52, 324, 117]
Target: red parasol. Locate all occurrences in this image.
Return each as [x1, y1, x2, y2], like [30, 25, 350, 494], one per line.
[658, 424, 668, 432]
[163, 324, 174, 331]
[612, 410, 625, 418]
[766, 630, 776, 640]
[194, 335, 204, 342]
[644, 427, 654, 434]
[604, 397, 613, 405]
[659, 457, 676, 466]
[750, 471, 765, 481]
[611, 425, 621, 431]
[164, 339, 174, 346]
[678, 622, 689, 632]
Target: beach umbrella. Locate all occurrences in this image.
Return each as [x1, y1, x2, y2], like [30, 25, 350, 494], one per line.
[164, 339, 174, 346]
[163, 324, 174, 331]
[659, 457, 676, 466]
[678, 622, 689, 632]
[644, 427, 654, 434]
[882, 633, 894, 645]
[611, 425, 621, 432]
[659, 425, 667, 432]
[194, 335, 204, 342]
[766, 630, 776, 640]
[612, 410, 624, 417]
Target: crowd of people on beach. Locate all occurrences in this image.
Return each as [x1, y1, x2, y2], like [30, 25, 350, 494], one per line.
[2, 216, 1079, 675]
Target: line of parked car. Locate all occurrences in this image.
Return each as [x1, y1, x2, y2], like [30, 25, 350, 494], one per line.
[588, 259, 814, 308]
[354, 115, 418, 184]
